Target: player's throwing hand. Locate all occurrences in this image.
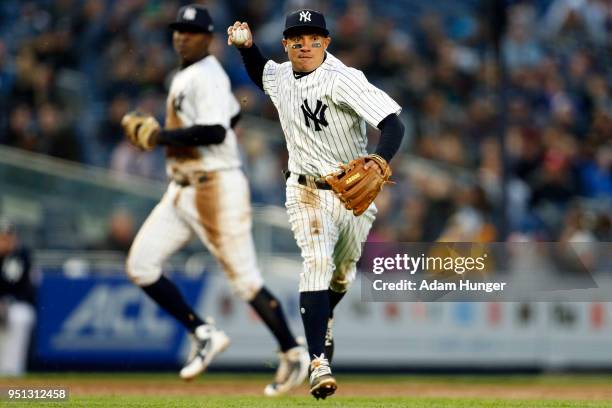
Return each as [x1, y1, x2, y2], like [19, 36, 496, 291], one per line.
[227, 21, 253, 48]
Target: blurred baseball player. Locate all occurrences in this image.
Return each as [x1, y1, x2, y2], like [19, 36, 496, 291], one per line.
[0, 219, 36, 376]
[228, 9, 405, 399]
[121, 5, 308, 396]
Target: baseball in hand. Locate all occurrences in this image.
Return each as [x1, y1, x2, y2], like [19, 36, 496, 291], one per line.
[231, 28, 249, 46]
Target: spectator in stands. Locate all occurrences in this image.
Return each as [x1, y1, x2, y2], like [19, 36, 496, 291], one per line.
[4, 105, 37, 151]
[0, 39, 12, 85]
[502, 3, 543, 71]
[542, 0, 610, 50]
[438, 185, 497, 242]
[89, 209, 136, 254]
[96, 93, 130, 165]
[36, 102, 82, 162]
[579, 144, 612, 198]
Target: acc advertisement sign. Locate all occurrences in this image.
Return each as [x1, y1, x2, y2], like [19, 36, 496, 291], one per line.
[35, 268, 206, 368]
[34, 264, 612, 370]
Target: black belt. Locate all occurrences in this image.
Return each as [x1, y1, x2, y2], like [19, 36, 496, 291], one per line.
[284, 171, 331, 190]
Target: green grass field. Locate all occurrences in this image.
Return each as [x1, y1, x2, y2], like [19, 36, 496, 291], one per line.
[2, 373, 612, 407]
[60, 396, 612, 407]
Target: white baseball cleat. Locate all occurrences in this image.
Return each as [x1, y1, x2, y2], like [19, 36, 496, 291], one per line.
[309, 354, 337, 399]
[179, 323, 230, 381]
[264, 345, 310, 396]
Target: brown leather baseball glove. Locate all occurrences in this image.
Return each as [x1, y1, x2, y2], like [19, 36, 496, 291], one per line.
[325, 154, 392, 216]
[121, 111, 160, 151]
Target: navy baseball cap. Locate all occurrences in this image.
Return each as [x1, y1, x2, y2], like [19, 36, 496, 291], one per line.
[169, 4, 214, 33]
[283, 9, 329, 37]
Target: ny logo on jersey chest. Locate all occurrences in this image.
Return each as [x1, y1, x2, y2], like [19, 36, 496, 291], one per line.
[301, 99, 328, 131]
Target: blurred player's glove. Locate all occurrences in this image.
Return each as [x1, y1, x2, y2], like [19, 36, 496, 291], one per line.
[121, 111, 160, 151]
[325, 154, 392, 216]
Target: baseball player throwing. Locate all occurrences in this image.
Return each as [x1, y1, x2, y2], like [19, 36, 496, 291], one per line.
[121, 5, 309, 396]
[228, 9, 405, 399]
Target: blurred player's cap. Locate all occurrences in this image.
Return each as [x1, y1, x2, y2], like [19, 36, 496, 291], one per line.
[283, 9, 328, 38]
[169, 5, 214, 33]
[0, 218, 15, 235]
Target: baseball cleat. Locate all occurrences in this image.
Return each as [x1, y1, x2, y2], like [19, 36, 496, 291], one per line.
[263, 345, 310, 396]
[309, 354, 337, 399]
[179, 323, 230, 380]
[324, 317, 334, 363]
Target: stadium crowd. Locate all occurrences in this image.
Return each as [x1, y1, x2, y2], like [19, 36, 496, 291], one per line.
[0, 0, 610, 245]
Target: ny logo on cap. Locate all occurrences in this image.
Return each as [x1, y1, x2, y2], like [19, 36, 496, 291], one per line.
[183, 7, 197, 20]
[299, 10, 312, 22]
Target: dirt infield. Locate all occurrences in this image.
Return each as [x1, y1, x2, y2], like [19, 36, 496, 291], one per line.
[2, 375, 612, 401]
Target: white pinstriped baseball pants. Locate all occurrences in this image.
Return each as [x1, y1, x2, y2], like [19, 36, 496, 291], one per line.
[285, 173, 376, 292]
[0, 302, 35, 376]
[126, 169, 263, 300]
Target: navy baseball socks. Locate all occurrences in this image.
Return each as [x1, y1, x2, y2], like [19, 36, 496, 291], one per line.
[325, 288, 346, 363]
[142, 275, 205, 331]
[249, 287, 298, 352]
[300, 290, 337, 399]
[141, 276, 229, 380]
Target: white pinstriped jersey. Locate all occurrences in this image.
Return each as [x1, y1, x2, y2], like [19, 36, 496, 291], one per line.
[262, 52, 401, 176]
[167, 55, 241, 173]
